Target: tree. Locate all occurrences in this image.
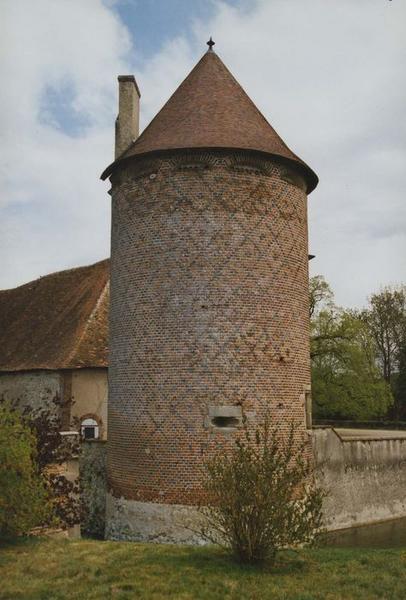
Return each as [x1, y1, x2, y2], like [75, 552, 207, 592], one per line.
[198, 421, 324, 565]
[0, 404, 49, 539]
[362, 286, 406, 418]
[310, 276, 393, 420]
[394, 339, 406, 420]
[309, 275, 334, 318]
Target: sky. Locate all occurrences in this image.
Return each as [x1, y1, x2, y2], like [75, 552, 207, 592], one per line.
[1, 0, 405, 308]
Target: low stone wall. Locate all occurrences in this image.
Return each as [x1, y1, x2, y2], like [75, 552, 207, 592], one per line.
[79, 440, 107, 538]
[312, 427, 406, 531]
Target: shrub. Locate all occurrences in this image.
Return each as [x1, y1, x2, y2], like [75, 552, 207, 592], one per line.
[0, 395, 81, 533]
[199, 420, 324, 565]
[23, 399, 81, 529]
[0, 403, 49, 539]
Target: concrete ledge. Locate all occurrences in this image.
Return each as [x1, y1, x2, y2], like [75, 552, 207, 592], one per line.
[334, 428, 406, 442]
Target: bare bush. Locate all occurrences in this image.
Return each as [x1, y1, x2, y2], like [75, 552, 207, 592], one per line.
[199, 420, 324, 565]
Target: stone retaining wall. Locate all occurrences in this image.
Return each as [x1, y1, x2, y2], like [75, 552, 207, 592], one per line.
[312, 428, 406, 530]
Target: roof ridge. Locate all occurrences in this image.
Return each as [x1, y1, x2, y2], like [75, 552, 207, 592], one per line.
[65, 277, 109, 368]
[0, 258, 110, 293]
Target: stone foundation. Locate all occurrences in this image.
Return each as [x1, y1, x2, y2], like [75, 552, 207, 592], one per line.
[105, 493, 206, 544]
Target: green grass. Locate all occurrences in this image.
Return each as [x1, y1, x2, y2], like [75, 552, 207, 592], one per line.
[0, 537, 405, 600]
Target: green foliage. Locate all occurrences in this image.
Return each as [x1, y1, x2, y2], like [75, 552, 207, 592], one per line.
[0, 396, 81, 531]
[311, 309, 393, 419]
[0, 404, 49, 539]
[22, 401, 81, 529]
[310, 276, 393, 420]
[199, 421, 324, 565]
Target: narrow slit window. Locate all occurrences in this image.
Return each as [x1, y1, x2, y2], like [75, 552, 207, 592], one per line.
[208, 406, 242, 431]
[211, 416, 240, 429]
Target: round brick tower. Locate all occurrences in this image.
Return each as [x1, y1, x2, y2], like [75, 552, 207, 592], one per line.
[102, 45, 318, 542]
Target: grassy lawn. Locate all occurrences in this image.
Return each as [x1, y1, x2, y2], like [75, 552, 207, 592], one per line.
[0, 538, 405, 600]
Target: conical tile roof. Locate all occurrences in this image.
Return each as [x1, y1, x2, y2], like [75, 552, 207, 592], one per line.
[102, 50, 318, 192]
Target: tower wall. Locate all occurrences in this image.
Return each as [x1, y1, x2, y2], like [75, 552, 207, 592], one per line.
[106, 150, 311, 541]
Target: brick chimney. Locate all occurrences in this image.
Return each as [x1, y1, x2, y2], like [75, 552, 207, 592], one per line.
[115, 75, 140, 159]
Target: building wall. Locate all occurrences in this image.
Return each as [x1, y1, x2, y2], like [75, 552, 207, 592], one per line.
[312, 428, 406, 530]
[0, 370, 62, 415]
[0, 368, 108, 436]
[70, 369, 108, 439]
[107, 150, 311, 539]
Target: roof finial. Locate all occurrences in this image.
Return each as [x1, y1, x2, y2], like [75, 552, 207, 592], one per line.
[207, 37, 215, 52]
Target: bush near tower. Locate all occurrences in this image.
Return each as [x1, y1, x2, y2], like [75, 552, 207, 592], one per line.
[199, 420, 324, 565]
[0, 404, 49, 539]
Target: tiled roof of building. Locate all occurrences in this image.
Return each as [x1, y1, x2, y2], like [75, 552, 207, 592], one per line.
[102, 50, 318, 192]
[0, 259, 109, 372]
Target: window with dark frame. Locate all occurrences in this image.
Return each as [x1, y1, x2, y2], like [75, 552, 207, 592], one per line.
[80, 417, 99, 440]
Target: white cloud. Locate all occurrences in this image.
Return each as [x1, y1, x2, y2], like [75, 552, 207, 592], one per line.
[0, 0, 131, 285]
[1, 0, 405, 308]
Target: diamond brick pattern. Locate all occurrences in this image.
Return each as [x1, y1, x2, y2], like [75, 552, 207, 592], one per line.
[108, 150, 311, 504]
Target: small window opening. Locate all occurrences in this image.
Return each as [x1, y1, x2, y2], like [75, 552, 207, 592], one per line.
[211, 416, 240, 429]
[83, 426, 95, 439]
[81, 417, 99, 440]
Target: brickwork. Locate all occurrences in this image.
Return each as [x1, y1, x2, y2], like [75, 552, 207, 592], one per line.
[108, 149, 312, 505]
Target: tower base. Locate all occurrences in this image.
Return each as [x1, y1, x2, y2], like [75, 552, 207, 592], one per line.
[105, 493, 206, 544]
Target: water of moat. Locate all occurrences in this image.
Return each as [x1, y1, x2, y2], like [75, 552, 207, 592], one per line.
[323, 517, 406, 548]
